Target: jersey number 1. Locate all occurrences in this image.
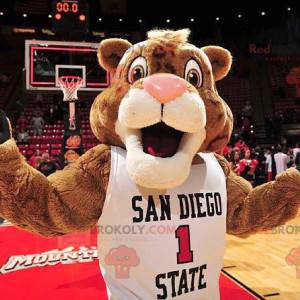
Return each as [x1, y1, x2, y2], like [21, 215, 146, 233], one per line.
[175, 225, 193, 264]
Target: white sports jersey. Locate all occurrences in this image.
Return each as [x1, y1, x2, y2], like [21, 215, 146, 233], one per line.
[98, 146, 227, 300]
[274, 152, 288, 174]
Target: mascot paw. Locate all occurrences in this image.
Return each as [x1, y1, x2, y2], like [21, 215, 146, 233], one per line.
[0, 110, 12, 144]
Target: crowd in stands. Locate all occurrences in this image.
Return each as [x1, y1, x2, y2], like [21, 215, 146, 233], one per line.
[265, 109, 300, 138]
[13, 93, 66, 178]
[12, 93, 300, 185]
[223, 140, 300, 187]
[29, 150, 61, 176]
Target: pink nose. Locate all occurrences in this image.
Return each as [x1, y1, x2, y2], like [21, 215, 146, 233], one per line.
[143, 73, 187, 104]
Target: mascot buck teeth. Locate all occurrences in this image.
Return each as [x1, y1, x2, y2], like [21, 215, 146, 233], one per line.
[0, 29, 300, 299]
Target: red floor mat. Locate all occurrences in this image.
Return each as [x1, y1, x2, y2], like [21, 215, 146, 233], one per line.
[0, 226, 260, 300]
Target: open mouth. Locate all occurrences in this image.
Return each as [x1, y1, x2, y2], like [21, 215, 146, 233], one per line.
[141, 122, 184, 158]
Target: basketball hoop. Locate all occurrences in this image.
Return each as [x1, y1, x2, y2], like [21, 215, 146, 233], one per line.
[58, 76, 83, 130]
[58, 76, 84, 102]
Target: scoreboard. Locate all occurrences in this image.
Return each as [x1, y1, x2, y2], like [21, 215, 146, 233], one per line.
[52, 0, 89, 33]
[56, 1, 80, 14]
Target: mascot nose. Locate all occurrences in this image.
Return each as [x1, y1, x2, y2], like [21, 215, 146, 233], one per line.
[143, 73, 187, 104]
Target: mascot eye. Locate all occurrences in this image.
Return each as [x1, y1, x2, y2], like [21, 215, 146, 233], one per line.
[128, 56, 147, 83]
[184, 59, 202, 88]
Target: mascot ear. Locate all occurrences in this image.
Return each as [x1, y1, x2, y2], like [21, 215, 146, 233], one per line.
[97, 38, 132, 72]
[201, 46, 232, 81]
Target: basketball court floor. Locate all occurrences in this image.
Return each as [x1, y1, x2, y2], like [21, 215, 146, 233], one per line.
[224, 212, 300, 300]
[1, 213, 299, 299]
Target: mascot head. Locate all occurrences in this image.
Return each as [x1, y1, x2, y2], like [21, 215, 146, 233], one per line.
[91, 29, 233, 189]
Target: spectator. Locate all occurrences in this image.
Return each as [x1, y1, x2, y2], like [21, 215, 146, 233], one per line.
[234, 138, 249, 152]
[239, 149, 259, 184]
[254, 149, 266, 186]
[16, 112, 28, 132]
[222, 144, 232, 158]
[287, 148, 294, 168]
[274, 145, 289, 175]
[293, 143, 300, 160]
[52, 154, 63, 170]
[271, 146, 277, 180]
[265, 148, 273, 181]
[31, 112, 44, 136]
[38, 152, 58, 176]
[29, 149, 42, 168]
[17, 129, 29, 143]
[228, 150, 240, 174]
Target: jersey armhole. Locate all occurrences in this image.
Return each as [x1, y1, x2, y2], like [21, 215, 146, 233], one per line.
[107, 145, 119, 194]
[197, 152, 227, 177]
[209, 153, 227, 179]
[98, 146, 118, 224]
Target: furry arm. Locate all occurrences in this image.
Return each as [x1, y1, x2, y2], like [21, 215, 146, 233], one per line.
[0, 139, 110, 237]
[216, 154, 300, 236]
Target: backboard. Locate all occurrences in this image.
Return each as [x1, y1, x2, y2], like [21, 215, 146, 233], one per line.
[25, 40, 110, 91]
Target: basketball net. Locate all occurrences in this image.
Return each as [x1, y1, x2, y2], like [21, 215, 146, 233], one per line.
[58, 76, 83, 130]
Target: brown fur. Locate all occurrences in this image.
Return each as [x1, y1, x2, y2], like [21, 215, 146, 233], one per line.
[97, 38, 132, 72]
[147, 29, 190, 45]
[0, 29, 299, 238]
[202, 46, 232, 81]
[0, 140, 110, 236]
[93, 30, 229, 152]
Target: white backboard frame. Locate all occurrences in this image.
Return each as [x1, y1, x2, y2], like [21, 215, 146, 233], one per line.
[25, 39, 109, 91]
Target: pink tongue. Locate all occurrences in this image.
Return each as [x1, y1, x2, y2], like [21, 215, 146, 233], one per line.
[144, 136, 178, 157]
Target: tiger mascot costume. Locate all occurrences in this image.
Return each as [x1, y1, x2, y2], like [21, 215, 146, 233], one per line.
[0, 29, 300, 299]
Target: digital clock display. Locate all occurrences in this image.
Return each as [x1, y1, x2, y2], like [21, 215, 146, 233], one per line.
[56, 1, 79, 14]
[52, 0, 89, 33]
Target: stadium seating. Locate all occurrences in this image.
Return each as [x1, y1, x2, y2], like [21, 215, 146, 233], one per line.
[15, 73, 254, 161]
[217, 77, 251, 114]
[267, 56, 300, 113]
[16, 92, 98, 161]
